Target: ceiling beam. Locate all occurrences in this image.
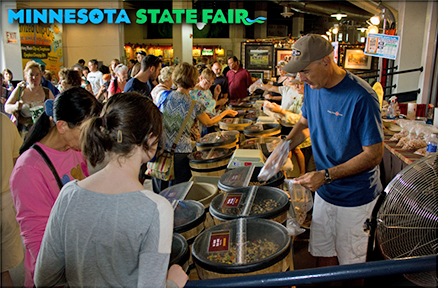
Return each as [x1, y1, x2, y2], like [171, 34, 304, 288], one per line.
[348, 0, 398, 23]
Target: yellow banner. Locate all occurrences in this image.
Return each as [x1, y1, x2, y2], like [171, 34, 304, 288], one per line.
[19, 23, 63, 79]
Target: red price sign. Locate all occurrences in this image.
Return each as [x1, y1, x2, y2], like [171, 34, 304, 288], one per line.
[208, 230, 230, 253]
[222, 193, 242, 208]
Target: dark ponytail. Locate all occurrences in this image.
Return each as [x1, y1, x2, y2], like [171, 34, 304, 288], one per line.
[20, 87, 102, 155]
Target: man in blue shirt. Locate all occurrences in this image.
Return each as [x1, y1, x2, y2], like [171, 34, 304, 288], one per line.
[281, 34, 383, 283]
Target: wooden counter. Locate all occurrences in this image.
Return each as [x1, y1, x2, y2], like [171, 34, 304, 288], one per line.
[381, 134, 424, 187]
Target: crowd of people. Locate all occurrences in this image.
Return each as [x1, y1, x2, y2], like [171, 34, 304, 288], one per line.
[1, 34, 384, 287]
[0, 52, 310, 287]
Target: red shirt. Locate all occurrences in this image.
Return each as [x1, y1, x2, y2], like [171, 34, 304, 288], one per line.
[226, 67, 253, 100]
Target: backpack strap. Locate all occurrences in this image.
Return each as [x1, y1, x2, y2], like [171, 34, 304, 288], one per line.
[157, 90, 172, 110]
[42, 87, 50, 100]
[32, 144, 64, 190]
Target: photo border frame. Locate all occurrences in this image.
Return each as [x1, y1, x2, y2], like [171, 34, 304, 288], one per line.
[344, 48, 372, 70]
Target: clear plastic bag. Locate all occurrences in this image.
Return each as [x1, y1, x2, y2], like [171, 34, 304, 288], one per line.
[286, 216, 306, 236]
[401, 122, 427, 150]
[389, 119, 409, 142]
[286, 179, 313, 225]
[248, 78, 263, 94]
[396, 121, 415, 147]
[257, 139, 291, 181]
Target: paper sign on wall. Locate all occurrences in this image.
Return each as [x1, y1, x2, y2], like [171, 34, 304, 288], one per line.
[365, 33, 400, 60]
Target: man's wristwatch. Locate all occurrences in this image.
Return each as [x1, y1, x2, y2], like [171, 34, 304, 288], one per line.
[324, 169, 333, 184]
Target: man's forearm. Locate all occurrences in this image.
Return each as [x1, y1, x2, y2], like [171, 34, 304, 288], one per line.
[327, 142, 384, 181]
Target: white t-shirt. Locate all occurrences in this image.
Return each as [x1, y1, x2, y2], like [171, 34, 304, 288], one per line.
[279, 85, 299, 110]
[87, 71, 104, 95]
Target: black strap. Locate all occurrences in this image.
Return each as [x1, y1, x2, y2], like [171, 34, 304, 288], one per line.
[32, 144, 64, 190]
[113, 78, 118, 92]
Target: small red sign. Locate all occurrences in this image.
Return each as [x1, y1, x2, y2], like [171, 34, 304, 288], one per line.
[222, 193, 242, 208]
[244, 162, 252, 166]
[208, 230, 230, 253]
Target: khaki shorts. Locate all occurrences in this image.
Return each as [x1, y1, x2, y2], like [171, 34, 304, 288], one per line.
[1, 191, 24, 272]
[308, 193, 377, 265]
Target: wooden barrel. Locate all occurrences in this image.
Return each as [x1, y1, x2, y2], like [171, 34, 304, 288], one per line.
[229, 102, 253, 112]
[189, 148, 234, 177]
[219, 118, 253, 131]
[243, 123, 281, 138]
[240, 137, 281, 158]
[170, 233, 190, 272]
[209, 186, 291, 225]
[195, 131, 239, 151]
[192, 218, 292, 279]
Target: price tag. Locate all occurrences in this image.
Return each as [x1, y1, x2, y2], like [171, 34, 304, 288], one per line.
[208, 230, 230, 253]
[222, 193, 242, 208]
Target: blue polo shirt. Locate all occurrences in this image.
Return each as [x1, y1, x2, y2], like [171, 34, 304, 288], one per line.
[301, 71, 383, 207]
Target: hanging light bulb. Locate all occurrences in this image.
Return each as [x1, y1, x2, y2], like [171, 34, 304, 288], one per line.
[370, 15, 381, 26]
[281, 6, 294, 18]
[367, 25, 379, 35]
[331, 9, 347, 21]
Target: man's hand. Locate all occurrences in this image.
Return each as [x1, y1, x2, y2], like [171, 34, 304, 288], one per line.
[265, 101, 282, 113]
[294, 170, 325, 192]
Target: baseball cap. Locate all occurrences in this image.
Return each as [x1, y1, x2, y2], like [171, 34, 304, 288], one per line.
[287, 78, 303, 85]
[136, 51, 146, 56]
[282, 34, 334, 73]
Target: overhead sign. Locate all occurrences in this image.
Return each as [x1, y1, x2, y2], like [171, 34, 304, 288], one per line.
[365, 33, 400, 60]
[8, 9, 267, 26]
